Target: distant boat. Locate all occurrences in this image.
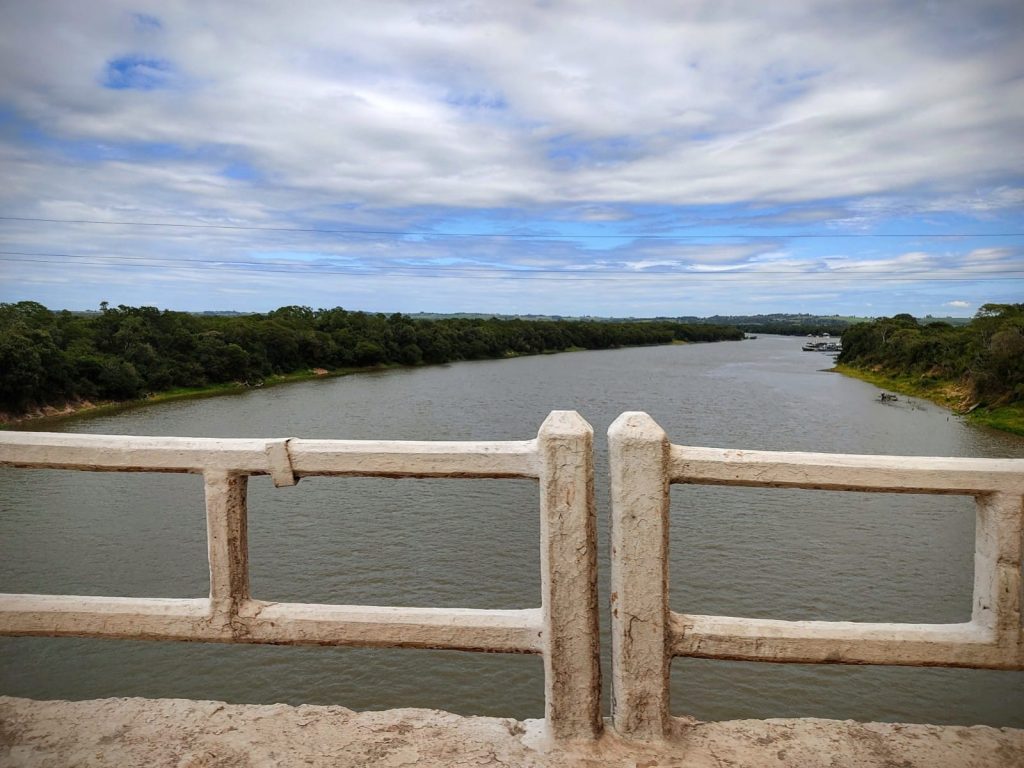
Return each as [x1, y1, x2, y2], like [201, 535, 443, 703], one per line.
[802, 340, 841, 352]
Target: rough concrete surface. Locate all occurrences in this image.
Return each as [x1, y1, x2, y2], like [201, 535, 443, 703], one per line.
[1, 697, 1021, 768]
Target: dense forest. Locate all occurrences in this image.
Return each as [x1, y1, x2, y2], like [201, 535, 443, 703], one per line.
[0, 301, 742, 416]
[837, 304, 1024, 409]
[411, 311, 863, 338]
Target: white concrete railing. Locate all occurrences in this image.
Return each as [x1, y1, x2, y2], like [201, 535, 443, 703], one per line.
[0, 411, 602, 741]
[607, 412, 1024, 740]
[3, 410, 1022, 743]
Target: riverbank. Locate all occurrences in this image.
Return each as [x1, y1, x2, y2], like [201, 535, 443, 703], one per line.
[0, 343, 650, 429]
[833, 364, 1024, 437]
[1, 303, 745, 428]
[0, 366, 375, 429]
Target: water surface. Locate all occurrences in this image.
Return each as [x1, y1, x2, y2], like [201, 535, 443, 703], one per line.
[2, 336, 1021, 726]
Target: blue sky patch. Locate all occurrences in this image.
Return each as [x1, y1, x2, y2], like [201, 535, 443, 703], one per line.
[545, 134, 641, 169]
[103, 54, 175, 90]
[221, 162, 263, 182]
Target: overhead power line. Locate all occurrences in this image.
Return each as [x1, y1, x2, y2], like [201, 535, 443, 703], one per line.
[3, 250, 1024, 278]
[4, 253, 1023, 282]
[0, 216, 1021, 240]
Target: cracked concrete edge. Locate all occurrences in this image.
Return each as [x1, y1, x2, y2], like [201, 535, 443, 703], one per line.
[2, 697, 1021, 768]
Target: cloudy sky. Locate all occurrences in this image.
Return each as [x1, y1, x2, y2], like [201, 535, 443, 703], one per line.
[1, 1, 1022, 317]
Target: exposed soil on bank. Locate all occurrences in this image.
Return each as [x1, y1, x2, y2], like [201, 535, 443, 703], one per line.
[0, 368, 356, 429]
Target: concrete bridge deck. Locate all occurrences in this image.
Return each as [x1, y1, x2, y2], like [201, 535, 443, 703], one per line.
[2, 697, 1021, 768]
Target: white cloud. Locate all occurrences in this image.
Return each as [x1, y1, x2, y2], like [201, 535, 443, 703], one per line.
[2, 1, 1022, 210]
[1, 1, 1022, 314]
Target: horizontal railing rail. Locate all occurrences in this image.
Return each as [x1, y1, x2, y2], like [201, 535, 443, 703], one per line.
[0, 412, 602, 740]
[608, 412, 1024, 740]
[0, 431, 540, 478]
[669, 445, 1024, 494]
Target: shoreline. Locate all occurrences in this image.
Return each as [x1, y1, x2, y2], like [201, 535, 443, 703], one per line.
[0, 343, 668, 430]
[832, 364, 1024, 438]
[12, 347, 1020, 439]
[0, 365, 384, 430]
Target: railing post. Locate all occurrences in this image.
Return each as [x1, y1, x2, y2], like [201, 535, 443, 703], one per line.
[537, 411, 602, 740]
[973, 492, 1023, 662]
[608, 412, 671, 739]
[204, 470, 250, 622]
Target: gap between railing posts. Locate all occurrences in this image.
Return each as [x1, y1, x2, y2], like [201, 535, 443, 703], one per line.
[0, 410, 602, 742]
[607, 411, 1024, 741]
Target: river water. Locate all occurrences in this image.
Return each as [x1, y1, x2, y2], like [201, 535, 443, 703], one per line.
[1, 335, 1022, 726]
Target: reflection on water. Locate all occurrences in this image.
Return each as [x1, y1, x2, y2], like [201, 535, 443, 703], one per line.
[1, 336, 1021, 725]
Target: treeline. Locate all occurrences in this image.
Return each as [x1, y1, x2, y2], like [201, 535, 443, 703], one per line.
[674, 313, 854, 337]
[837, 304, 1024, 407]
[0, 302, 742, 415]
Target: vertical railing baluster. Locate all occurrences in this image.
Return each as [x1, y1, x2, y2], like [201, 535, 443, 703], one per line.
[608, 411, 671, 740]
[973, 492, 1023, 660]
[537, 410, 602, 740]
[204, 470, 250, 624]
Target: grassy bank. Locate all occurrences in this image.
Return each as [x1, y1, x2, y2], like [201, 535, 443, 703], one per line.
[833, 364, 1024, 437]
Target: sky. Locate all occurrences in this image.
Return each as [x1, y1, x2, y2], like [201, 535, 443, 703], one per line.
[1, 1, 1022, 318]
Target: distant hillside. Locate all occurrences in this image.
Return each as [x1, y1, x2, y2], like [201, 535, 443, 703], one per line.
[402, 312, 853, 337]
[409, 311, 970, 328]
[678, 313, 971, 336]
[679, 314, 856, 337]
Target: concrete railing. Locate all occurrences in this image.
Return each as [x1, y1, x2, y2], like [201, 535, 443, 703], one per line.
[2, 410, 1022, 743]
[608, 411, 1024, 740]
[0, 412, 602, 741]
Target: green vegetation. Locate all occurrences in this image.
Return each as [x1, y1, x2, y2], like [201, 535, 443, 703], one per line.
[0, 301, 742, 421]
[968, 405, 1024, 436]
[837, 304, 1024, 436]
[679, 312, 970, 336]
[679, 313, 858, 337]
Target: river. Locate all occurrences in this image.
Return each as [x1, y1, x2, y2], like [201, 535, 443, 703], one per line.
[1, 335, 1021, 726]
